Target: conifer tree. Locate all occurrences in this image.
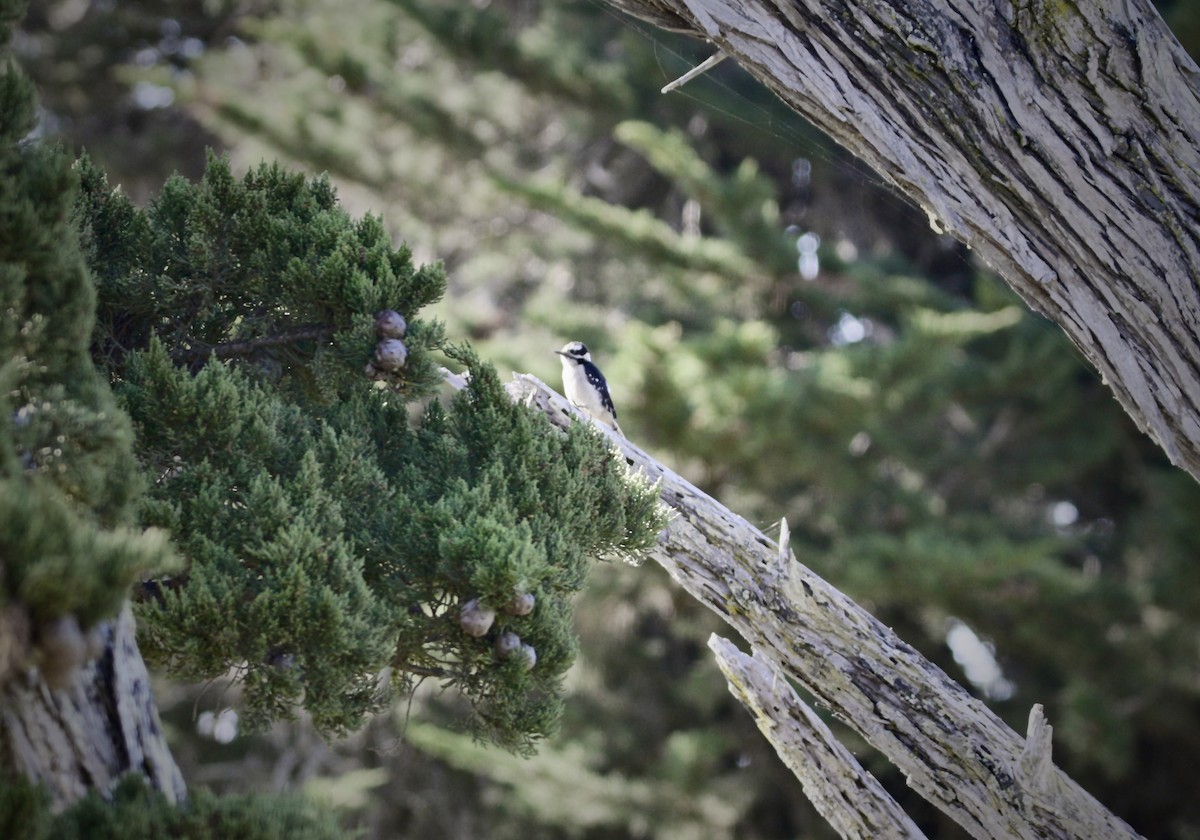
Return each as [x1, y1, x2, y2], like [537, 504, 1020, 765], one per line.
[2, 0, 664, 825]
[17, 0, 1200, 836]
[73, 153, 663, 749]
[0, 0, 173, 695]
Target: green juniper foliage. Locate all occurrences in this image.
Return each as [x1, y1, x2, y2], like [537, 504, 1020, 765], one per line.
[74, 156, 663, 748]
[75, 151, 447, 395]
[0, 772, 345, 840]
[0, 0, 174, 636]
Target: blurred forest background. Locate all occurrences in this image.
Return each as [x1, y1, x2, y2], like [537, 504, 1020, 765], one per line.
[14, 0, 1200, 837]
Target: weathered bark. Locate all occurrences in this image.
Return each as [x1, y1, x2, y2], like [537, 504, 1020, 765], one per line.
[708, 634, 928, 840]
[607, 0, 1200, 482]
[0, 605, 185, 809]
[506, 372, 1142, 839]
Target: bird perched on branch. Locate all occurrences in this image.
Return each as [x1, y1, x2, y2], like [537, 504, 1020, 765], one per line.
[556, 341, 622, 436]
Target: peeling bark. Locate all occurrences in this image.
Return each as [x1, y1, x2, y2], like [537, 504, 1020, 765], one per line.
[506, 372, 1142, 839]
[607, 0, 1200, 482]
[0, 605, 185, 810]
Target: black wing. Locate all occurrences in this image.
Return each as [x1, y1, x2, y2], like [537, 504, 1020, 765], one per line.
[583, 362, 617, 419]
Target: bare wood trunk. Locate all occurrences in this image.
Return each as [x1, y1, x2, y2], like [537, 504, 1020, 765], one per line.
[606, 0, 1200, 483]
[506, 372, 1141, 839]
[0, 605, 185, 809]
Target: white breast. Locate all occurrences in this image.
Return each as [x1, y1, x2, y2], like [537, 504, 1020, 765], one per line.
[560, 359, 615, 427]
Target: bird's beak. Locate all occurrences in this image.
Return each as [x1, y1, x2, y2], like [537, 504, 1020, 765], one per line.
[554, 350, 567, 357]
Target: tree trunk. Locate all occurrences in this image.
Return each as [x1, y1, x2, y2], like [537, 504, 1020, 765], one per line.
[607, 0, 1200, 482]
[506, 371, 1142, 839]
[0, 605, 185, 810]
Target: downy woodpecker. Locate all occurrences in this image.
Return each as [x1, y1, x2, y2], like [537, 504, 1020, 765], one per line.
[555, 341, 622, 435]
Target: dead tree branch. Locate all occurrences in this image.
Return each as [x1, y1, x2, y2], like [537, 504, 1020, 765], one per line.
[503, 371, 1141, 839]
[708, 635, 927, 839]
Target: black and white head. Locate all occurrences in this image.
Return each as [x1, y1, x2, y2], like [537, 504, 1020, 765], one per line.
[555, 341, 591, 364]
[553, 339, 622, 435]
